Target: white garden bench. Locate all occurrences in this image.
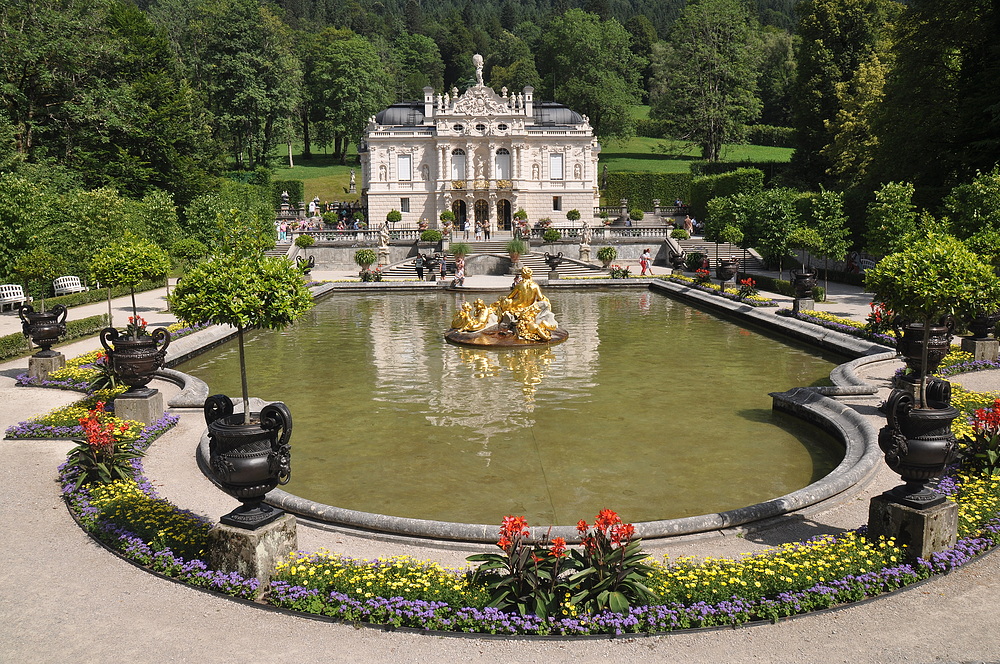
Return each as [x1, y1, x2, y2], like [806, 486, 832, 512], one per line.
[0, 284, 31, 312]
[53, 276, 89, 297]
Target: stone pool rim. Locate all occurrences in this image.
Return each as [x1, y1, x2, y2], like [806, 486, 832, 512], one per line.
[172, 279, 895, 544]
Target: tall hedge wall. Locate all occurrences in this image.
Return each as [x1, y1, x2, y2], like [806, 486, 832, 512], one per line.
[604, 173, 694, 211]
[689, 168, 765, 220]
[273, 180, 305, 208]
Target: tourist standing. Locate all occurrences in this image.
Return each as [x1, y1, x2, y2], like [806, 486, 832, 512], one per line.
[463, 220, 470, 240]
[439, 254, 447, 279]
[414, 253, 425, 281]
[483, 221, 491, 241]
[640, 248, 651, 275]
[475, 222, 483, 241]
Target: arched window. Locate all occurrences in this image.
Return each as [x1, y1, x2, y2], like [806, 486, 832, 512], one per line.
[451, 149, 466, 180]
[495, 148, 511, 180]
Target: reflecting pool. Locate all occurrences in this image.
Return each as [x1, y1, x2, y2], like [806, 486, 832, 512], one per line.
[181, 290, 843, 525]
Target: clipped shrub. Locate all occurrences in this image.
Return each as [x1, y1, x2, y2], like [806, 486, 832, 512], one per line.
[386, 210, 402, 223]
[671, 228, 690, 240]
[629, 208, 644, 222]
[689, 168, 765, 220]
[542, 229, 561, 243]
[566, 209, 581, 222]
[596, 246, 617, 263]
[439, 210, 456, 223]
[420, 230, 443, 242]
[171, 238, 208, 262]
[294, 234, 315, 248]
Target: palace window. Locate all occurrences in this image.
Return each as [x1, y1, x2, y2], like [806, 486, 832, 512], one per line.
[397, 154, 412, 182]
[451, 149, 466, 180]
[495, 148, 511, 180]
[549, 153, 564, 180]
[553, 196, 562, 211]
[400, 198, 410, 213]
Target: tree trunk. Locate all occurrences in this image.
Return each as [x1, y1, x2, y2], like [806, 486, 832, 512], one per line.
[238, 325, 250, 425]
[302, 111, 312, 159]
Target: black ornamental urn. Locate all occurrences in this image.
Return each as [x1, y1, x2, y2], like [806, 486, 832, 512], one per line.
[967, 310, 1000, 340]
[100, 326, 171, 396]
[893, 318, 954, 380]
[791, 268, 817, 299]
[205, 394, 292, 529]
[19, 304, 67, 357]
[877, 380, 959, 508]
[715, 260, 738, 287]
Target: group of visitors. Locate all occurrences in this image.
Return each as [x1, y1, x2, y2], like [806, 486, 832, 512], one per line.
[276, 218, 323, 243]
[413, 253, 448, 281]
[682, 215, 702, 235]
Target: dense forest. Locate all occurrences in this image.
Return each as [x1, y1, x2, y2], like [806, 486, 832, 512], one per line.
[2, 0, 1000, 283]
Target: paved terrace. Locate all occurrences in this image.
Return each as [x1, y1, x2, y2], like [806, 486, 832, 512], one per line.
[2, 268, 999, 663]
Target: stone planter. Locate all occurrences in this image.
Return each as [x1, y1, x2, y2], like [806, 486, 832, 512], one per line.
[19, 304, 67, 357]
[716, 260, 738, 284]
[100, 326, 171, 396]
[205, 394, 292, 529]
[877, 382, 959, 508]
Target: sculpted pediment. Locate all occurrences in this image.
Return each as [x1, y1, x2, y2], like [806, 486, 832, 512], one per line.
[452, 86, 510, 116]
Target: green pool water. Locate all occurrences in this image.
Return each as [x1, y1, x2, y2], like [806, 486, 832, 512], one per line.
[180, 290, 843, 526]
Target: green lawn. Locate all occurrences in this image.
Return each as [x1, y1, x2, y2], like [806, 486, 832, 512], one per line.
[269, 143, 362, 203]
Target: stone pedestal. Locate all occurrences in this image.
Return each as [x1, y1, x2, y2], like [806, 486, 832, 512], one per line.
[377, 246, 389, 268]
[792, 298, 815, 314]
[114, 390, 164, 426]
[28, 353, 66, 382]
[208, 513, 297, 593]
[868, 493, 958, 560]
[579, 245, 591, 263]
[548, 270, 559, 280]
[961, 336, 999, 362]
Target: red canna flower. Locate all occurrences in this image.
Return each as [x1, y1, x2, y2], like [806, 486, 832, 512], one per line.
[576, 519, 589, 534]
[550, 537, 568, 558]
[595, 508, 621, 531]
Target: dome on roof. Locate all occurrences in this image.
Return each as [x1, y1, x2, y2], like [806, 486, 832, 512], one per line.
[533, 102, 584, 126]
[375, 103, 424, 126]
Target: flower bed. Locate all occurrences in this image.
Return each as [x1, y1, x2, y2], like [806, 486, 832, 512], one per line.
[17, 348, 1000, 635]
[665, 274, 777, 307]
[778, 308, 896, 346]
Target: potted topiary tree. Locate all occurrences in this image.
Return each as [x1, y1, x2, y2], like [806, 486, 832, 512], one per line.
[14, 247, 68, 356]
[866, 233, 1000, 508]
[787, 226, 824, 299]
[91, 236, 172, 395]
[169, 238, 313, 528]
[354, 248, 377, 273]
[566, 209, 581, 224]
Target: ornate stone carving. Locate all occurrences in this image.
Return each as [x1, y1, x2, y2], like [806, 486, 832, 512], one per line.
[453, 87, 510, 116]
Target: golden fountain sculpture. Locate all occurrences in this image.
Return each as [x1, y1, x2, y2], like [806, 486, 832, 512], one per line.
[445, 266, 569, 346]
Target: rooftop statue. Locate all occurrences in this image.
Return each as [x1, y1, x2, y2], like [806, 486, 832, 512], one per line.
[445, 267, 568, 346]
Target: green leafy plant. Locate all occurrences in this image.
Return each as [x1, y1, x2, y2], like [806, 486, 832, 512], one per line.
[359, 267, 383, 282]
[63, 401, 143, 490]
[629, 208, 644, 222]
[866, 233, 1000, 407]
[695, 268, 711, 283]
[386, 209, 402, 224]
[596, 246, 617, 264]
[439, 210, 456, 223]
[964, 398, 1000, 475]
[294, 234, 315, 248]
[90, 236, 170, 326]
[670, 228, 690, 240]
[685, 252, 705, 271]
[86, 351, 122, 393]
[450, 242, 472, 258]
[466, 516, 572, 618]
[170, 238, 208, 265]
[542, 228, 561, 243]
[738, 277, 758, 299]
[513, 208, 528, 221]
[168, 242, 313, 425]
[12, 247, 67, 310]
[506, 239, 528, 258]
[566, 209, 581, 222]
[420, 229, 443, 242]
[567, 510, 657, 613]
[354, 248, 377, 268]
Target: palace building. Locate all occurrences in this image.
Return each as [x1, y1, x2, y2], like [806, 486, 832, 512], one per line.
[360, 55, 600, 233]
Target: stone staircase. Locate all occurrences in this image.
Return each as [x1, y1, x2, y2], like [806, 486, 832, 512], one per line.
[379, 241, 606, 280]
[676, 239, 765, 271]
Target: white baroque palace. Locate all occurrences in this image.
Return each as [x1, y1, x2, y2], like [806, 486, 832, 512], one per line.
[360, 55, 600, 232]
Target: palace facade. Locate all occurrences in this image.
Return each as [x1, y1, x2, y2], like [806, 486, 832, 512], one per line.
[360, 64, 600, 232]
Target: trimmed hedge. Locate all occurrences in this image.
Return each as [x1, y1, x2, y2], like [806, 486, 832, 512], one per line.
[0, 313, 109, 361]
[744, 125, 795, 148]
[635, 118, 672, 139]
[740, 272, 826, 302]
[273, 180, 305, 207]
[225, 167, 271, 187]
[604, 173, 694, 211]
[689, 168, 764, 220]
[689, 161, 790, 183]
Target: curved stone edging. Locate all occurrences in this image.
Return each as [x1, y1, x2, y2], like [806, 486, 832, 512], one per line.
[154, 368, 209, 409]
[193, 383, 882, 543]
